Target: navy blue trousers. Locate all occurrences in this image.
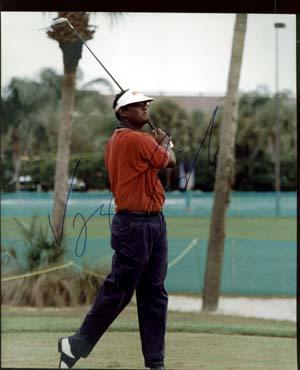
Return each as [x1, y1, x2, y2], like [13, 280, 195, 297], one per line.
[68, 212, 168, 368]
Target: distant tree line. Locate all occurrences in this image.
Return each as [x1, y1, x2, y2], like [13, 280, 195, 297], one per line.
[1, 69, 296, 192]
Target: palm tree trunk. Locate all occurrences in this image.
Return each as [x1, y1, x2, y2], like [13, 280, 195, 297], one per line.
[52, 68, 77, 242]
[202, 14, 247, 312]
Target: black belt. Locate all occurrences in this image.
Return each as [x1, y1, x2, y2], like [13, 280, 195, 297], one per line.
[116, 210, 162, 217]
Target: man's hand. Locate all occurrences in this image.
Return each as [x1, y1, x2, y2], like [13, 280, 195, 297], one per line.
[151, 128, 176, 168]
[151, 128, 172, 147]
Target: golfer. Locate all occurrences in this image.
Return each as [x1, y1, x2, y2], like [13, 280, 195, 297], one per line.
[58, 89, 176, 369]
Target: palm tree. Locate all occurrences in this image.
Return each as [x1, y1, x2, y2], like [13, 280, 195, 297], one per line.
[1, 78, 49, 190]
[46, 11, 123, 245]
[46, 12, 96, 244]
[202, 14, 248, 312]
[235, 88, 296, 184]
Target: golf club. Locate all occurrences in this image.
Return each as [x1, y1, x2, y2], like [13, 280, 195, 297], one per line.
[51, 17, 160, 132]
[52, 17, 124, 92]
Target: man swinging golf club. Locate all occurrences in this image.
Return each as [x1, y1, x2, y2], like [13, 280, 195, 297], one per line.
[58, 89, 176, 369]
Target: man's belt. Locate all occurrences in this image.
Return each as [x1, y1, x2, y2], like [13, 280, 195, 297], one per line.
[116, 210, 162, 217]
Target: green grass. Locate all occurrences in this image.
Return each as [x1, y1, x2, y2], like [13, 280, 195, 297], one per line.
[1, 306, 297, 369]
[2, 332, 297, 369]
[1, 216, 296, 240]
[1, 331, 297, 369]
[2, 305, 296, 338]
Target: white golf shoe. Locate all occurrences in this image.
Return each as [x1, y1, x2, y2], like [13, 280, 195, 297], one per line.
[58, 337, 80, 369]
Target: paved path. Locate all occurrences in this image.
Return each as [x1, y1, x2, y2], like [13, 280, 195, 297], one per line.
[168, 295, 296, 322]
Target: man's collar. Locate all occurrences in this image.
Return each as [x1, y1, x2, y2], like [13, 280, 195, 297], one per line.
[115, 122, 143, 131]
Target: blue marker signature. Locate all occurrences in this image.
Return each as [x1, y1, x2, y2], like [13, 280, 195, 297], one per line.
[48, 106, 219, 256]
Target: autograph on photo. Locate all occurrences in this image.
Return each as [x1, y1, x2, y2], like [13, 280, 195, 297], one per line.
[48, 106, 219, 257]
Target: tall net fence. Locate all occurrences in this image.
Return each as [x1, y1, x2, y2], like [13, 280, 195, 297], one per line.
[2, 191, 295, 296]
[2, 236, 296, 296]
[1, 191, 296, 217]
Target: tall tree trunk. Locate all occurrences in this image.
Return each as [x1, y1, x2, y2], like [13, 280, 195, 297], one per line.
[51, 68, 77, 242]
[202, 14, 247, 312]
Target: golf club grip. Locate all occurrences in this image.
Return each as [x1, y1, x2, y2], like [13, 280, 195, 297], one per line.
[148, 121, 173, 147]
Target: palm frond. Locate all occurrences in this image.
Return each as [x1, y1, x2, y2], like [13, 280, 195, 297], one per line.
[81, 78, 114, 93]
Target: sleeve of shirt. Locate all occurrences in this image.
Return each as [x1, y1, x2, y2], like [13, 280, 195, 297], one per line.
[138, 133, 170, 169]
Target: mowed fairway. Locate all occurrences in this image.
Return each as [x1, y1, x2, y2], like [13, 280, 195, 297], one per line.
[1, 306, 297, 369]
[2, 331, 297, 370]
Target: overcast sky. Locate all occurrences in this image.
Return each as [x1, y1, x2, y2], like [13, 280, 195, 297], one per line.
[1, 12, 296, 96]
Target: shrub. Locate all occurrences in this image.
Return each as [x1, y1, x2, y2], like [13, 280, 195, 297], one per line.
[1, 264, 109, 307]
[2, 216, 109, 307]
[13, 215, 66, 271]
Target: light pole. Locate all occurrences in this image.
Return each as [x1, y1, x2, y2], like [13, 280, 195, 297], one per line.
[274, 22, 286, 216]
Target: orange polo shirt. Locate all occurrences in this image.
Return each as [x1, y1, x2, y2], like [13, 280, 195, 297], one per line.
[105, 128, 170, 212]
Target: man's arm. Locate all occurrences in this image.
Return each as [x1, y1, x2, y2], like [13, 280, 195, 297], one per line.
[152, 129, 176, 168]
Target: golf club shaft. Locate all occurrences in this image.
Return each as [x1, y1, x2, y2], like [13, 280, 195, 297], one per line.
[53, 18, 160, 133]
[66, 22, 124, 92]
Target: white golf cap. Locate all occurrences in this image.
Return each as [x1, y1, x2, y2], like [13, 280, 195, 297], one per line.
[113, 89, 154, 112]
